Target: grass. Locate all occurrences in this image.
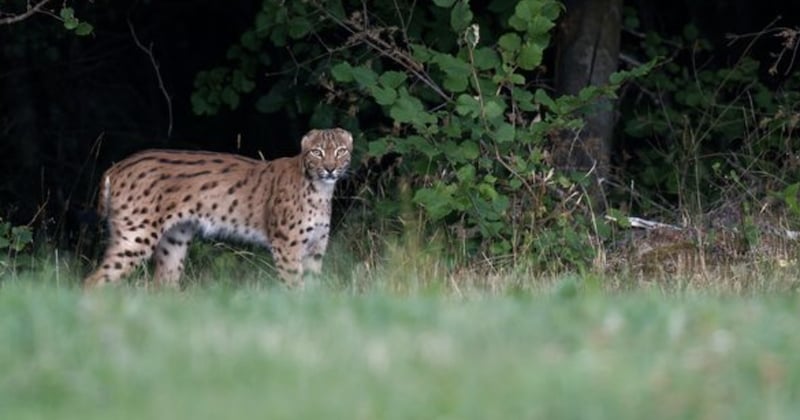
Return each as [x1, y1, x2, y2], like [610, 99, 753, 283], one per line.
[2, 264, 800, 419]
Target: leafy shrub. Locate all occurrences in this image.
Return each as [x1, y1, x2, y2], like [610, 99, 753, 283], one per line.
[619, 16, 800, 218]
[192, 0, 653, 271]
[0, 218, 33, 275]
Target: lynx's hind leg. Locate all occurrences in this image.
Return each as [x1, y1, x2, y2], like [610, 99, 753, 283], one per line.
[153, 223, 195, 289]
[84, 221, 158, 289]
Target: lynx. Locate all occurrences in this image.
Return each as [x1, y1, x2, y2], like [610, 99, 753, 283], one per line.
[84, 128, 353, 289]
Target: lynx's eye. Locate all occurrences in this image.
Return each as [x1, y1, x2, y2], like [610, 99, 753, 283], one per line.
[335, 148, 349, 158]
[309, 149, 324, 158]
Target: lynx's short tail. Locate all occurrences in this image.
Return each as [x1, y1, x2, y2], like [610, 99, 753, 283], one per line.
[96, 175, 111, 219]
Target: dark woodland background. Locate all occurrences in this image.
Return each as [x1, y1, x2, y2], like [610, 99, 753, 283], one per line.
[1, 0, 799, 254]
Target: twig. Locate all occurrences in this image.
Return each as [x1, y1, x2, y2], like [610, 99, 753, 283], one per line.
[0, 0, 50, 25]
[604, 214, 683, 230]
[128, 19, 173, 138]
[309, 1, 452, 104]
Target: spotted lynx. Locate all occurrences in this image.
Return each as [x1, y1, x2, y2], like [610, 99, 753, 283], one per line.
[84, 128, 353, 289]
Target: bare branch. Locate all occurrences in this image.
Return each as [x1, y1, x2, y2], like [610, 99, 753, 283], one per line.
[128, 19, 173, 138]
[0, 0, 50, 26]
[310, 1, 452, 104]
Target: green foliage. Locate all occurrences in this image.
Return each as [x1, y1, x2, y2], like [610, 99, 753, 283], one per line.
[0, 219, 32, 253]
[0, 218, 33, 275]
[619, 19, 800, 216]
[191, 0, 652, 271]
[59, 7, 93, 36]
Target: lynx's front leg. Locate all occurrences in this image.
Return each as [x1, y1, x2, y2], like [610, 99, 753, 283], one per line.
[302, 231, 329, 277]
[270, 238, 304, 288]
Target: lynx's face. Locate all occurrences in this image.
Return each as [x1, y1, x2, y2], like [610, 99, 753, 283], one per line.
[301, 128, 353, 184]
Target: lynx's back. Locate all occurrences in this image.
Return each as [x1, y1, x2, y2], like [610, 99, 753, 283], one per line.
[84, 128, 353, 289]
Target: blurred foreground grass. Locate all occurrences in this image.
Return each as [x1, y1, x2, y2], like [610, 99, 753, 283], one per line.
[1, 277, 799, 420]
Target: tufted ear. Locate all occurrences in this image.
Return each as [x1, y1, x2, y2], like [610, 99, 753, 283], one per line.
[334, 127, 354, 149]
[300, 129, 320, 151]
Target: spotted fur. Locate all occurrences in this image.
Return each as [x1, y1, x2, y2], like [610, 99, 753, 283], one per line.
[84, 128, 353, 289]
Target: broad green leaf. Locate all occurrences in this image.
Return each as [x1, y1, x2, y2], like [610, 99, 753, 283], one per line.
[59, 8, 76, 22]
[370, 85, 397, 106]
[11, 226, 32, 247]
[624, 11, 640, 31]
[508, 0, 533, 31]
[508, 16, 525, 32]
[410, 43, 434, 62]
[477, 183, 499, 201]
[513, 87, 536, 111]
[255, 12, 271, 32]
[221, 87, 240, 109]
[578, 85, 601, 101]
[390, 89, 426, 124]
[542, 1, 563, 20]
[75, 22, 93, 36]
[529, 15, 555, 35]
[483, 100, 504, 120]
[414, 186, 454, 220]
[64, 18, 79, 30]
[270, 26, 287, 46]
[455, 94, 481, 117]
[534, 88, 556, 109]
[330, 62, 354, 82]
[241, 30, 260, 51]
[495, 122, 515, 143]
[351, 66, 378, 88]
[509, 74, 525, 85]
[191, 93, 215, 115]
[379, 71, 408, 89]
[459, 141, 480, 160]
[405, 135, 440, 159]
[783, 183, 800, 217]
[472, 47, 500, 70]
[232, 70, 255, 92]
[498, 33, 521, 53]
[433, 0, 457, 7]
[288, 17, 312, 39]
[456, 164, 476, 182]
[367, 137, 391, 156]
[444, 75, 469, 93]
[492, 194, 510, 213]
[518, 42, 543, 70]
[450, 0, 473, 33]
[433, 53, 471, 93]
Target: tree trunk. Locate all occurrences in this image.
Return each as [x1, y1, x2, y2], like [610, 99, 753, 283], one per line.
[554, 0, 623, 211]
